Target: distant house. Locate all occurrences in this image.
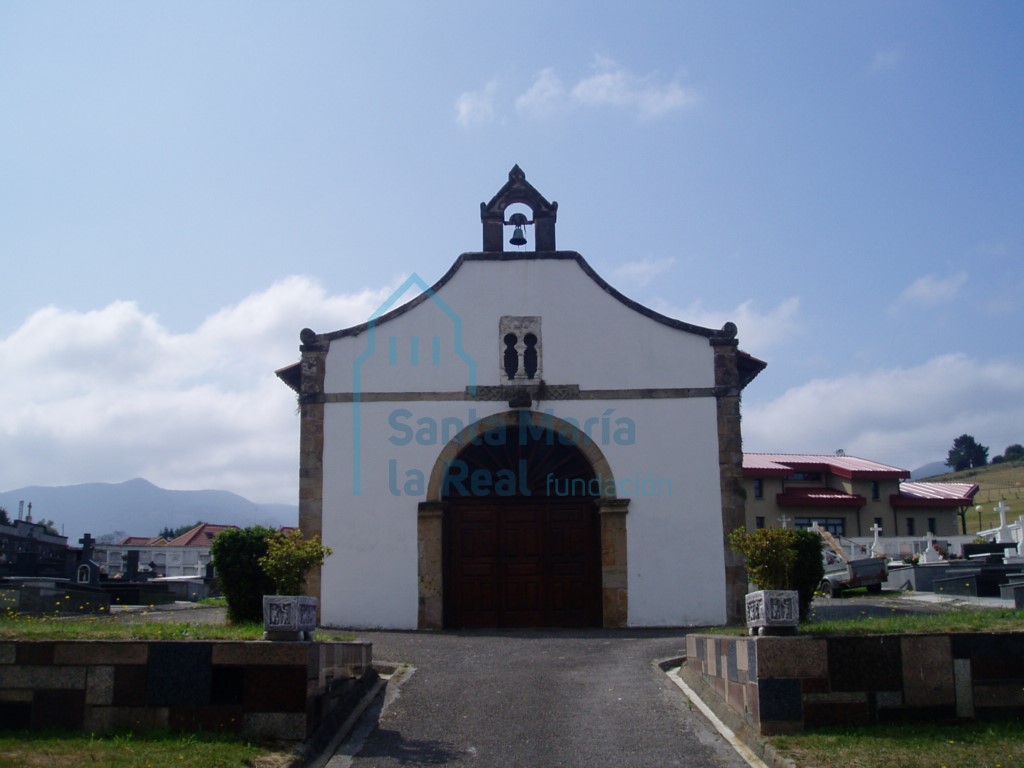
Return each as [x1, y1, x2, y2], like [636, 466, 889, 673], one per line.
[94, 523, 236, 578]
[743, 453, 979, 537]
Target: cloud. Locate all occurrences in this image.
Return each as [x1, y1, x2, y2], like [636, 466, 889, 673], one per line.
[515, 68, 566, 120]
[513, 58, 697, 121]
[869, 48, 903, 72]
[612, 256, 675, 287]
[455, 80, 498, 129]
[652, 296, 801, 351]
[893, 272, 968, 308]
[743, 353, 1024, 472]
[0, 276, 403, 505]
[570, 56, 697, 119]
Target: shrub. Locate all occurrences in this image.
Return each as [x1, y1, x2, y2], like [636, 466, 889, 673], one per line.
[258, 530, 333, 596]
[790, 529, 826, 620]
[210, 526, 277, 623]
[728, 527, 824, 621]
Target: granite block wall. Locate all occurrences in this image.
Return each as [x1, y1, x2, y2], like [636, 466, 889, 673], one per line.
[0, 640, 373, 741]
[683, 631, 1024, 735]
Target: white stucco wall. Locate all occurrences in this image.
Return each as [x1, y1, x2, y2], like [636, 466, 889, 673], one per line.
[323, 258, 715, 394]
[314, 255, 728, 629]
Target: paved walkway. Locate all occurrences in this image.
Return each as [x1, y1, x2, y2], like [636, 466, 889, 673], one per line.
[325, 629, 752, 768]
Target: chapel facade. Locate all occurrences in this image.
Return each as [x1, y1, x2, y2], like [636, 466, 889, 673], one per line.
[277, 167, 766, 628]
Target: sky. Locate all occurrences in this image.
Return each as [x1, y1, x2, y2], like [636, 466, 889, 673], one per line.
[2, 2, 1022, 515]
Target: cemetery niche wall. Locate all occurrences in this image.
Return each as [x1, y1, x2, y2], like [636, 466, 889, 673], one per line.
[277, 167, 766, 629]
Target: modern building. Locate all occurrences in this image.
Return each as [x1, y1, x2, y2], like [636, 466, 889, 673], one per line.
[742, 453, 979, 538]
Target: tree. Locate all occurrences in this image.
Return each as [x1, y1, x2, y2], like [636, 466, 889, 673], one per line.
[0, 507, 9, 526]
[1003, 444, 1024, 462]
[946, 434, 989, 471]
[210, 526, 277, 623]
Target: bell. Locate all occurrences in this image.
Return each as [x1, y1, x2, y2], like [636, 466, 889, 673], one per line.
[509, 226, 527, 247]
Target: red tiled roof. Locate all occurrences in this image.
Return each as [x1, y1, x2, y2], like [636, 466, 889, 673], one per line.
[743, 453, 910, 480]
[892, 482, 980, 508]
[166, 524, 237, 547]
[117, 536, 167, 546]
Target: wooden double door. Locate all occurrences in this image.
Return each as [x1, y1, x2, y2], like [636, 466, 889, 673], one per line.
[444, 498, 601, 628]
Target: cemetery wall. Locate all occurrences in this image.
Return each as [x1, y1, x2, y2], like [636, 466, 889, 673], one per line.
[0, 639, 374, 741]
[682, 632, 1024, 735]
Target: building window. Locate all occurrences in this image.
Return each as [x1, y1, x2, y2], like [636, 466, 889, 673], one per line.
[755, 516, 765, 529]
[753, 479, 764, 499]
[871, 481, 880, 500]
[796, 517, 845, 536]
[928, 517, 937, 534]
[873, 517, 883, 533]
[906, 518, 916, 536]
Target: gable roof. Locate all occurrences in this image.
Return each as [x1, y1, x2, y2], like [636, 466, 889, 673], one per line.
[743, 453, 911, 480]
[277, 251, 767, 391]
[166, 523, 237, 547]
[893, 481, 980, 508]
[117, 536, 167, 546]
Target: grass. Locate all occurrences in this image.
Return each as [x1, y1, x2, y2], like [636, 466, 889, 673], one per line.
[0, 730, 283, 768]
[925, 460, 1024, 533]
[708, 604, 1024, 637]
[769, 719, 1024, 768]
[0, 614, 268, 640]
[0, 615, 355, 641]
[804, 607, 1024, 636]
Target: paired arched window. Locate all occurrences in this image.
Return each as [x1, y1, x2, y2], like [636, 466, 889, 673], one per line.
[499, 317, 541, 382]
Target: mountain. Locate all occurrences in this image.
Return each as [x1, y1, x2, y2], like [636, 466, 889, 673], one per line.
[911, 461, 951, 480]
[0, 478, 297, 543]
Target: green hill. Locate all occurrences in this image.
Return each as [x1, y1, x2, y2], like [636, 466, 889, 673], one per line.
[925, 461, 1024, 533]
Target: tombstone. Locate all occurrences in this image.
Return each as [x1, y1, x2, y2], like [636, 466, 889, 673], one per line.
[74, 533, 101, 587]
[125, 550, 140, 581]
[995, 501, 1013, 544]
[778, 514, 791, 530]
[919, 532, 943, 564]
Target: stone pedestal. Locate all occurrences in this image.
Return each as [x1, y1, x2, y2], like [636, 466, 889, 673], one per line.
[745, 590, 799, 636]
[263, 595, 318, 641]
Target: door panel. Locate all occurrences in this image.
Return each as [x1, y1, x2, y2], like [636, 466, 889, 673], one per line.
[446, 500, 600, 628]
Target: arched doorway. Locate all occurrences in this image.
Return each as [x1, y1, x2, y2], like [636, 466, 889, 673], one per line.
[442, 419, 602, 628]
[417, 410, 630, 630]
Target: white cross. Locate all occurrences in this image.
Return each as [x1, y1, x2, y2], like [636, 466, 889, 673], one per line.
[778, 514, 791, 529]
[996, 501, 1014, 543]
[997, 500, 1011, 527]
